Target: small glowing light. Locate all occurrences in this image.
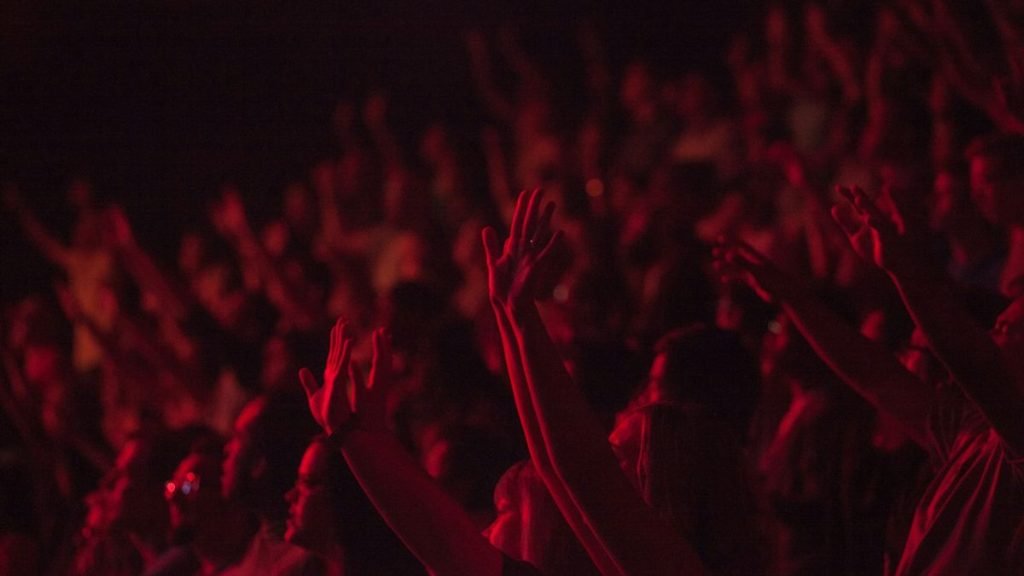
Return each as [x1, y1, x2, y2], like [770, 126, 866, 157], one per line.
[585, 178, 604, 197]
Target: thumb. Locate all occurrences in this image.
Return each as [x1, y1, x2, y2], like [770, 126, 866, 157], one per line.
[831, 203, 861, 238]
[370, 327, 392, 391]
[298, 368, 320, 400]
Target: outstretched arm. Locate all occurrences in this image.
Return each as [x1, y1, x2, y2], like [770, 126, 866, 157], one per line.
[832, 186, 1024, 454]
[490, 189, 704, 576]
[105, 206, 192, 321]
[4, 186, 71, 268]
[211, 188, 318, 329]
[299, 321, 503, 576]
[714, 240, 934, 447]
[482, 193, 621, 576]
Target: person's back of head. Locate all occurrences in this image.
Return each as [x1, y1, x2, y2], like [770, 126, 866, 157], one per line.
[222, 388, 319, 533]
[651, 324, 760, 438]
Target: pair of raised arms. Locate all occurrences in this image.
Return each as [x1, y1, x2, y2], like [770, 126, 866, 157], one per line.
[716, 185, 1024, 456]
[297, 188, 704, 576]
[297, 184, 1024, 576]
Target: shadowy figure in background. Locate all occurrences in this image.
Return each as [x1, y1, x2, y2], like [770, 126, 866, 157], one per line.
[145, 431, 253, 576]
[715, 183, 1024, 572]
[70, 428, 193, 576]
[219, 389, 320, 575]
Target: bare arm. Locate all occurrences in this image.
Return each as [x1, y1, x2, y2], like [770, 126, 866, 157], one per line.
[482, 200, 622, 575]
[105, 206, 192, 321]
[211, 188, 318, 329]
[4, 186, 71, 268]
[299, 322, 503, 576]
[715, 241, 934, 447]
[492, 189, 704, 576]
[832, 186, 1024, 454]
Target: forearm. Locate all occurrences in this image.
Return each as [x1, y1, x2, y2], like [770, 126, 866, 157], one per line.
[889, 269, 1024, 450]
[17, 211, 69, 267]
[234, 228, 316, 326]
[778, 291, 932, 446]
[340, 430, 503, 576]
[118, 245, 190, 320]
[490, 301, 622, 576]
[508, 302, 702, 576]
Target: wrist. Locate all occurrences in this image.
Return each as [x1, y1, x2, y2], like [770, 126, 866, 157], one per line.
[506, 296, 537, 320]
[325, 416, 362, 450]
[886, 260, 945, 286]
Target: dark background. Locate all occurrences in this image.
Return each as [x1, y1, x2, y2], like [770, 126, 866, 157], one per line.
[0, 0, 750, 302]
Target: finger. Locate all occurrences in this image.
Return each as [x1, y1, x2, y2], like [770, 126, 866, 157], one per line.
[339, 336, 352, 374]
[327, 338, 353, 421]
[509, 191, 529, 248]
[327, 317, 345, 368]
[325, 336, 352, 404]
[735, 241, 767, 266]
[531, 201, 556, 246]
[522, 187, 545, 243]
[836, 185, 855, 205]
[849, 186, 889, 226]
[535, 229, 565, 263]
[298, 367, 320, 399]
[831, 203, 861, 237]
[371, 328, 393, 389]
[482, 226, 501, 269]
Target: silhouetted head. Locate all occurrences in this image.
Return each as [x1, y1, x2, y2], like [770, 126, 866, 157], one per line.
[967, 133, 1024, 225]
[222, 389, 319, 531]
[647, 324, 759, 436]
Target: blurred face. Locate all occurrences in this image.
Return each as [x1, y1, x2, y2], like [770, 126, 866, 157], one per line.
[931, 171, 961, 231]
[23, 345, 61, 382]
[165, 452, 222, 536]
[222, 400, 264, 501]
[991, 297, 1024, 362]
[284, 443, 334, 553]
[971, 156, 1024, 225]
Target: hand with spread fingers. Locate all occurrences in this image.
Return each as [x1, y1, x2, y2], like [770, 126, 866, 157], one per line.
[357, 327, 394, 434]
[830, 185, 919, 275]
[481, 188, 567, 313]
[299, 318, 356, 438]
[712, 240, 802, 303]
[299, 320, 395, 441]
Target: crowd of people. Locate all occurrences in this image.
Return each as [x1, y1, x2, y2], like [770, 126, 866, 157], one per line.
[3, 1, 1024, 574]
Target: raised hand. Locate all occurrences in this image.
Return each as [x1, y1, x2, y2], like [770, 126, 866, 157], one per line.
[481, 188, 566, 312]
[299, 318, 354, 436]
[713, 240, 800, 303]
[104, 205, 136, 249]
[209, 186, 250, 238]
[831, 185, 915, 274]
[352, 328, 394, 434]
